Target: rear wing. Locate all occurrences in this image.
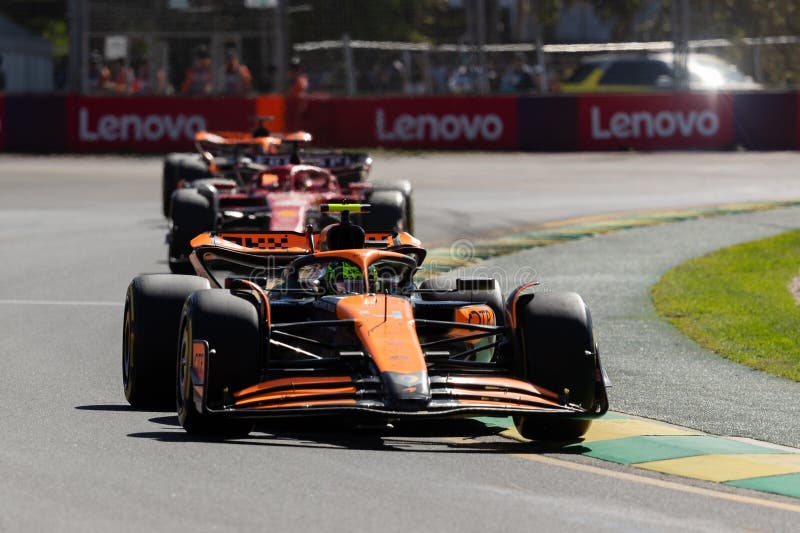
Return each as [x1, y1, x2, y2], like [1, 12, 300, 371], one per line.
[253, 151, 372, 171]
[193, 130, 369, 171]
[190, 230, 421, 255]
[189, 230, 425, 287]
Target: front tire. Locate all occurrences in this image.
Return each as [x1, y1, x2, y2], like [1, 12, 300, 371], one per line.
[177, 289, 260, 438]
[122, 274, 210, 408]
[512, 292, 598, 441]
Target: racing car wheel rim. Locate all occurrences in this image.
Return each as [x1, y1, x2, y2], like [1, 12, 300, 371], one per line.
[176, 323, 191, 416]
[122, 301, 133, 390]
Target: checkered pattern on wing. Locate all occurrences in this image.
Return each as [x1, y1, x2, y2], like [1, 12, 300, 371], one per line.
[240, 236, 290, 249]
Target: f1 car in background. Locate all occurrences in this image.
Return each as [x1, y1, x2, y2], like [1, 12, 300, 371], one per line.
[167, 160, 413, 273]
[123, 203, 609, 441]
[161, 120, 373, 217]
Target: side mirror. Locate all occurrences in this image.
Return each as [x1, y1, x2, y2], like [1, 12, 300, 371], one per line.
[456, 278, 496, 291]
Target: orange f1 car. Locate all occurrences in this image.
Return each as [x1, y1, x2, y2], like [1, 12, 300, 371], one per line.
[123, 204, 609, 441]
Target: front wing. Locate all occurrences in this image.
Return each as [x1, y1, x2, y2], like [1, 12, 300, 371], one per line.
[198, 372, 592, 421]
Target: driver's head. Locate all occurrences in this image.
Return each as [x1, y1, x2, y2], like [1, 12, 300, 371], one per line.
[323, 261, 363, 294]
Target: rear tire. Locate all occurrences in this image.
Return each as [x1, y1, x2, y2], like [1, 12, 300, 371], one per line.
[162, 153, 188, 217]
[122, 274, 210, 408]
[162, 154, 209, 217]
[177, 289, 259, 438]
[362, 190, 406, 233]
[512, 292, 597, 441]
[370, 181, 414, 234]
[168, 189, 214, 274]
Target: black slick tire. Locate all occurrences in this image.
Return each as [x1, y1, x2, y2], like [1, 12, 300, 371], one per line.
[513, 292, 597, 441]
[122, 274, 210, 408]
[176, 289, 259, 438]
[370, 181, 414, 234]
[361, 190, 406, 233]
[162, 153, 209, 217]
[168, 189, 214, 274]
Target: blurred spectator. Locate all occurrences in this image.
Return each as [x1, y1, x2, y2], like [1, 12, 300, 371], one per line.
[499, 55, 534, 93]
[181, 45, 214, 95]
[218, 50, 252, 95]
[370, 59, 404, 94]
[429, 62, 448, 94]
[287, 56, 308, 97]
[89, 50, 111, 91]
[113, 58, 135, 93]
[154, 67, 175, 95]
[448, 61, 477, 94]
[487, 62, 500, 92]
[131, 59, 151, 94]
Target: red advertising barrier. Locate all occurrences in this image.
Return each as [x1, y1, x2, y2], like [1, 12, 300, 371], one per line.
[302, 96, 519, 150]
[66, 96, 269, 152]
[578, 93, 734, 150]
[797, 92, 800, 150]
[0, 95, 5, 150]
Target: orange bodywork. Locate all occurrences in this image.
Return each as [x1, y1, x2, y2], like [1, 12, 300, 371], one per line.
[506, 281, 539, 329]
[237, 386, 357, 407]
[233, 376, 357, 410]
[336, 293, 425, 376]
[194, 130, 312, 152]
[450, 304, 496, 343]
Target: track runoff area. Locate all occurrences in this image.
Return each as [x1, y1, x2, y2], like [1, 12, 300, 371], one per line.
[417, 202, 800, 502]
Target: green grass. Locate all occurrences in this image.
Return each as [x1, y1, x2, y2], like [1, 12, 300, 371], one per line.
[652, 230, 800, 382]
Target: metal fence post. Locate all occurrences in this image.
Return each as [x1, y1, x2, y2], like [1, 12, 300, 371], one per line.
[273, 0, 288, 94]
[343, 33, 356, 96]
[68, 0, 90, 93]
[422, 48, 433, 95]
[476, 0, 489, 94]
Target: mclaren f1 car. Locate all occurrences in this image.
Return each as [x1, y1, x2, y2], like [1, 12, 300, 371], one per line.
[123, 204, 609, 441]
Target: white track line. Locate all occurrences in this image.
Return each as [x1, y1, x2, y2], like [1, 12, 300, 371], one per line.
[0, 299, 122, 307]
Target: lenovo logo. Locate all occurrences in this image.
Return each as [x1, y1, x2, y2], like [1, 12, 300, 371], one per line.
[376, 109, 504, 142]
[590, 106, 720, 140]
[78, 107, 207, 142]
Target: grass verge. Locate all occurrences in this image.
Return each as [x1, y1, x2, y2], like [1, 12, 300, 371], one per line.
[652, 230, 800, 382]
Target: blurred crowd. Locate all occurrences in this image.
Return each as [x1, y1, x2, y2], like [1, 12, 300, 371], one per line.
[350, 54, 550, 95]
[89, 45, 258, 96]
[87, 45, 551, 96]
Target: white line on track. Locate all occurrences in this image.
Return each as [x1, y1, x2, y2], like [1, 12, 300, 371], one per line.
[0, 299, 122, 307]
[515, 454, 800, 514]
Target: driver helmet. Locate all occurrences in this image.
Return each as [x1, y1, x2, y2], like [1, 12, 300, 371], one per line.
[323, 261, 364, 294]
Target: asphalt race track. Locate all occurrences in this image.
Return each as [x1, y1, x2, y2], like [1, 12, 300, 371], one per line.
[1, 153, 799, 532]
